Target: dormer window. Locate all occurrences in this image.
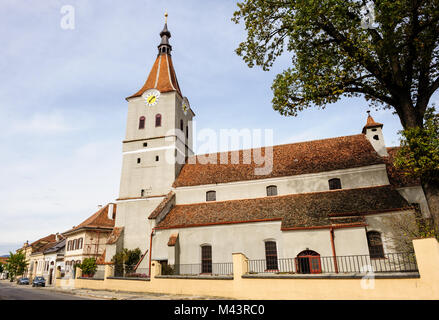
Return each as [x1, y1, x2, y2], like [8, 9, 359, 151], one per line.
[139, 116, 145, 129]
[266, 185, 278, 196]
[206, 191, 216, 202]
[328, 178, 342, 190]
[155, 114, 162, 127]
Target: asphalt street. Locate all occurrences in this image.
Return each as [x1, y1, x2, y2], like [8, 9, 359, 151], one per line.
[0, 281, 91, 300]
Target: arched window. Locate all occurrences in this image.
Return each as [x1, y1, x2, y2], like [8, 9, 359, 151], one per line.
[138, 116, 145, 129]
[73, 239, 77, 250]
[155, 114, 162, 127]
[295, 250, 321, 274]
[328, 178, 342, 190]
[78, 238, 83, 249]
[265, 241, 278, 271]
[201, 245, 212, 274]
[367, 231, 384, 258]
[266, 185, 278, 196]
[206, 190, 216, 202]
[180, 119, 183, 131]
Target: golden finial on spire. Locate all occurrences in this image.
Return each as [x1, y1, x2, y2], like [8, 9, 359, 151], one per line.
[165, 10, 168, 23]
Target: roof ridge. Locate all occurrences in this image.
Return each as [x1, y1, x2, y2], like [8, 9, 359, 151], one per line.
[187, 134, 366, 160]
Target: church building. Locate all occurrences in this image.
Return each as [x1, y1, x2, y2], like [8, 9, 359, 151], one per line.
[104, 19, 430, 275]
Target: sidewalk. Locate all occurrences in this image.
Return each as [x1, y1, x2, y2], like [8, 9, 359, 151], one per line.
[1, 279, 232, 300]
[45, 286, 232, 300]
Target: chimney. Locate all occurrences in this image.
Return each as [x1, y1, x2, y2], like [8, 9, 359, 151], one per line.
[55, 232, 59, 241]
[108, 203, 115, 220]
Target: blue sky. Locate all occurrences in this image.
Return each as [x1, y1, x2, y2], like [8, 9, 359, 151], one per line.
[0, 0, 437, 255]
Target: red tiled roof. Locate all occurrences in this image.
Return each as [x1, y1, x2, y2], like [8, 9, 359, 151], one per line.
[148, 192, 175, 219]
[384, 147, 421, 188]
[173, 134, 384, 187]
[156, 186, 411, 230]
[106, 227, 124, 245]
[63, 204, 116, 235]
[127, 53, 182, 99]
[29, 234, 57, 248]
[362, 115, 383, 133]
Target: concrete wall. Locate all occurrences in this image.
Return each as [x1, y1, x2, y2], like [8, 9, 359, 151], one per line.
[174, 164, 390, 205]
[71, 238, 439, 299]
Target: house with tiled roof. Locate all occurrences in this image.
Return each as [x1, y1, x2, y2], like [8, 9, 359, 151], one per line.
[27, 233, 60, 280]
[104, 20, 431, 275]
[61, 203, 116, 277]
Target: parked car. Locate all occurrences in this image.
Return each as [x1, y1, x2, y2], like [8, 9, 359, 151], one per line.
[32, 276, 45, 287]
[17, 277, 29, 285]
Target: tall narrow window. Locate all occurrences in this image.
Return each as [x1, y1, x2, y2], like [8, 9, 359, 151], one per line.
[141, 189, 145, 197]
[206, 191, 216, 201]
[328, 178, 342, 190]
[265, 241, 278, 271]
[266, 185, 278, 196]
[155, 114, 162, 127]
[180, 119, 183, 131]
[201, 245, 212, 274]
[186, 126, 189, 139]
[78, 238, 83, 249]
[138, 116, 145, 129]
[367, 231, 384, 258]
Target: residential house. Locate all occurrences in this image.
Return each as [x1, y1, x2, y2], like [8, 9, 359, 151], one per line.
[62, 203, 116, 277]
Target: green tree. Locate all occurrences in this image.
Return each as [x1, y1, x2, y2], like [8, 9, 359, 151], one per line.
[394, 107, 439, 228]
[232, 0, 439, 223]
[111, 248, 142, 276]
[6, 251, 28, 282]
[78, 258, 97, 276]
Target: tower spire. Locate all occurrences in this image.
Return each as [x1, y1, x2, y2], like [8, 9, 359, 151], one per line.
[158, 10, 172, 55]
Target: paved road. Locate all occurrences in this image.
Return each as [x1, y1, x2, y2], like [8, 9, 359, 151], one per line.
[0, 281, 91, 300]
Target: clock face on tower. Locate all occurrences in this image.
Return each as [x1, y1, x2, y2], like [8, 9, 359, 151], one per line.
[143, 89, 160, 106]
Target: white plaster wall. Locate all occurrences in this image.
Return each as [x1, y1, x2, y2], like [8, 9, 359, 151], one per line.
[114, 199, 160, 258]
[397, 186, 431, 217]
[333, 227, 370, 256]
[364, 127, 388, 156]
[174, 164, 390, 204]
[152, 222, 371, 265]
[365, 210, 415, 253]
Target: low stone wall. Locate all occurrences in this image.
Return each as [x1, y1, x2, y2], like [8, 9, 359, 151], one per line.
[66, 238, 439, 299]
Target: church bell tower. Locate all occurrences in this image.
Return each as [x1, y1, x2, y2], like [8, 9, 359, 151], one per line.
[106, 14, 195, 262]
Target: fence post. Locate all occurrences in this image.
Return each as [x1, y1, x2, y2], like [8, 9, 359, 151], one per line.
[104, 264, 113, 279]
[150, 260, 162, 280]
[413, 238, 439, 282]
[54, 268, 61, 287]
[232, 253, 248, 278]
[75, 267, 82, 279]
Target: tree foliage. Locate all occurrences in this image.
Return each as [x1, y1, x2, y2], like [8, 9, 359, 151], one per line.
[78, 258, 97, 276]
[5, 251, 28, 281]
[232, 0, 439, 128]
[111, 248, 142, 276]
[394, 107, 439, 182]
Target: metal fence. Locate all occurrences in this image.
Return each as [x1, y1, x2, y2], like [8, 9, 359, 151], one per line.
[247, 252, 418, 274]
[113, 264, 149, 278]
[92, 265, 106, 279]
[164, 263, 233, 276]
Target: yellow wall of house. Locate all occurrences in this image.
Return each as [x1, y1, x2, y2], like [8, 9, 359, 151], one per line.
[66, 238, 439, 300]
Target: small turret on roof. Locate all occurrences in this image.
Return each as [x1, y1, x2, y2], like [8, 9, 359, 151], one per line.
[362, 110, 383, 134]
